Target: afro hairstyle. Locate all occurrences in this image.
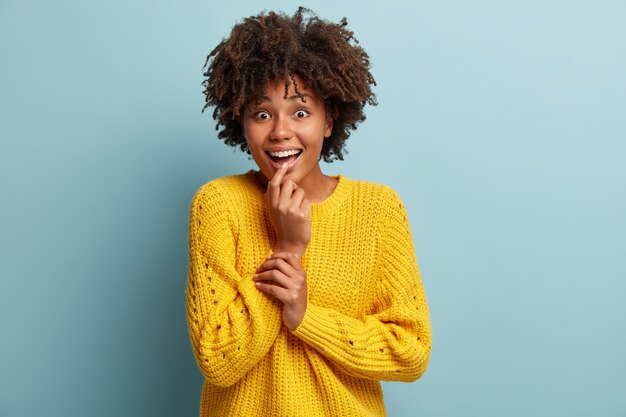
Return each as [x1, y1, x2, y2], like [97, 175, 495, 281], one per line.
[201, 6, 377, 162]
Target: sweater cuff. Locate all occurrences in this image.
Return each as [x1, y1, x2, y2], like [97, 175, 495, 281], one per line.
[291, 304, 346, 350]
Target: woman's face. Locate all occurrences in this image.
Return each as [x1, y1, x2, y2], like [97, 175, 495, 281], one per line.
[242, 74, 333, 187]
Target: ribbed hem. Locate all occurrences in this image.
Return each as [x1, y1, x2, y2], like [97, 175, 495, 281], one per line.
[290, 304, 344, 349]
[309, 174, 349, 220]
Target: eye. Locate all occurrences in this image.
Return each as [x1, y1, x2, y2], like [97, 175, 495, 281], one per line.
[254, 111, 270, 120]
[294, 109, 310, 119]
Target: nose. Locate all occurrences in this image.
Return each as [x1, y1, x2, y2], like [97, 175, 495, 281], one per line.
[270, 114, 293, 141]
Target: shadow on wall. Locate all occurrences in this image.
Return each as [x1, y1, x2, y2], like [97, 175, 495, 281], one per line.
[130, 138, 229, 415]
[82, 135, 228, 416]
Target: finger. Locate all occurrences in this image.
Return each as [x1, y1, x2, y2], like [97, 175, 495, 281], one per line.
[256, 257, 297, 276]
[301, 198, 311, 217]
[278, 179, 296, 208]
[270, 162, 289, 184]
[268, 252, 303, 269]
[253, 269, 290, 288]
[255, 281, 292, 303]
[268, 163, 288, 202]
[291, 187, 305, 210]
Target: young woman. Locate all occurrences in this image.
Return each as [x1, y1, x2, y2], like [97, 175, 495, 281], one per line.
[187, 7, 432, 416]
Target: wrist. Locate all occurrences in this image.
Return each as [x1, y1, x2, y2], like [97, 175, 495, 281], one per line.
[285, 305, 307, 331]
[274, 242, 307, 258]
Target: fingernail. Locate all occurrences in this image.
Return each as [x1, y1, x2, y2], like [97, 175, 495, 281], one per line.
[253, 274, 258, 280]
[281, 163, 288, 168]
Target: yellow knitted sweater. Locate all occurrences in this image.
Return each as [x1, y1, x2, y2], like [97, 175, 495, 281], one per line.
[186, 170, 431, 417]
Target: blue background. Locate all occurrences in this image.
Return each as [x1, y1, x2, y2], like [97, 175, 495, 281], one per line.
[1, 1, 625, 416]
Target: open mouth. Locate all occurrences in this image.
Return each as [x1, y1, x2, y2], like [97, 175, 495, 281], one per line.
[265, 149, 303, 167]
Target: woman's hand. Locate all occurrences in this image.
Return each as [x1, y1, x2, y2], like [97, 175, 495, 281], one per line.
[265, 163, 311, 258]
[253, 252, 307, 331]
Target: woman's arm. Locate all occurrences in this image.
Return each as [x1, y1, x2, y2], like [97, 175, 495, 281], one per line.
[186, 183, 282, 388]
[290, 189, 432, 382]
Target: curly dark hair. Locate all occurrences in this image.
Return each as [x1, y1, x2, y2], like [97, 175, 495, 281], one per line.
[201, 6, 377, 162]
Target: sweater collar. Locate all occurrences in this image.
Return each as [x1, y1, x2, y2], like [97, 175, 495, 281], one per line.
[244, 170, 350, 220]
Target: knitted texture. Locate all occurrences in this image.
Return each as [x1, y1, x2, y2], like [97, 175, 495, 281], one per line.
[186, 170, 431, 417]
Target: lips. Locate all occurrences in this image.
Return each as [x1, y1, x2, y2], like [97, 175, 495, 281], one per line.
[264, 148, 303, 170]
[267, 149, 302, 159]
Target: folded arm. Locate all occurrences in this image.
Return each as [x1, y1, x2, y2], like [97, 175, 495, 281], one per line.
[291, 188, 432, 382]
[186, 183, 282, 387]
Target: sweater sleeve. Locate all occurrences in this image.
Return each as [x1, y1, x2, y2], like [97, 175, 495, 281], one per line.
[291, 188, 432, 382]
[186, 183, 282, 388]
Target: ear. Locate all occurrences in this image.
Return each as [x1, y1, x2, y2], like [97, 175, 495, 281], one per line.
[324, 115, 333, 138]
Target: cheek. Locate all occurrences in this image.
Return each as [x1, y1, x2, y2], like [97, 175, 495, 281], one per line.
[242, 125, 261, 150]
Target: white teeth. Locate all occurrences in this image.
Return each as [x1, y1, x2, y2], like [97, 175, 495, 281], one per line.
[268, 149, 301, 158]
